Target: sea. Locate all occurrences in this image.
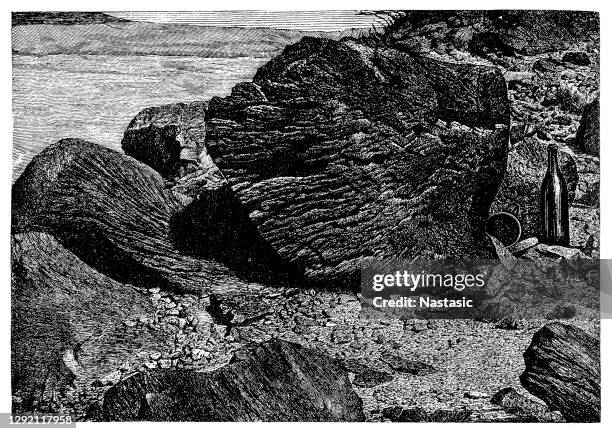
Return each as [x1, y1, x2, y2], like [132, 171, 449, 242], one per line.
[11, 54, 269, 181]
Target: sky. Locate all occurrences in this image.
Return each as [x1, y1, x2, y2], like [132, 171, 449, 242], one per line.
[108, 11, 383, 31]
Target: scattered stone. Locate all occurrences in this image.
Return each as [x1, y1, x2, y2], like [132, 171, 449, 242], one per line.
[190, 349, 208, 361]
[464, 391, 491, 399]
[91, 371, 123, 388]
[342, 359, 393, 388]
[504, 71, 535, 85]
[495, 316, 525, 330]
[207, 287, 286, 326]
[158, 359, 171, 369]
[533, 57, 563, 73]
[547, 304, 578, 319]
[575, 96, 599, 155]
[491, 387, 563, 422]
[507, 237, 539, 255]
[535, 243, 590, 259]
[384, 354, 437, 376]
[332, 329, 353, 344]
[562, 51, 591, 66]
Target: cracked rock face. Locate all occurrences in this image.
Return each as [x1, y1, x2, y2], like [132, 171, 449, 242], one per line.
[122, 102, 208, 179]
[11, 138, 235, 294]
[97, 339, 365, 421]
[520, 322, 600, 422]
[122, 101, 227, 199]
[199, 36, 510, 284]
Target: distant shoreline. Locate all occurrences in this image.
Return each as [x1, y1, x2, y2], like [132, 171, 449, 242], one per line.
[12, 21, 371, 58]
[12, 12, 128, 26]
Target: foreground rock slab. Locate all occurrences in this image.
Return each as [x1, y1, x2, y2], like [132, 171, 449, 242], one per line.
[11, 232, 171, 411]
[520, 322, 600, 422]
[97, 339, 365, 421]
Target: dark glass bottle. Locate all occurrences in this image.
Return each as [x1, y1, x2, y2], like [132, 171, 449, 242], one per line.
[540, 145, 570, 246]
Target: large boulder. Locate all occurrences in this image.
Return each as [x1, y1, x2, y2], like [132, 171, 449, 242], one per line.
[97, 339, 365, 421]
[11, 232, 172, 411]
[193, 37, 510, 284]
[121, 101, 225, 197]
[11, 138, 238, 294]
[575, 96, 599, 156]
[520, 322, 600, 422]
[122, 102, 207, 179]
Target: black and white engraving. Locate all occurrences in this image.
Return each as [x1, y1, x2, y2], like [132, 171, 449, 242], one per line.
[11, 10, 600, 422]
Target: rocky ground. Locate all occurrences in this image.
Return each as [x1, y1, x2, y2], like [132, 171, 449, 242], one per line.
[31, 284, 596, 421]
[11, 11, 601, 423]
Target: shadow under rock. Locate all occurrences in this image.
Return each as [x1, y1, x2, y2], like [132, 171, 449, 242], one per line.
[170, 184, 306, 287]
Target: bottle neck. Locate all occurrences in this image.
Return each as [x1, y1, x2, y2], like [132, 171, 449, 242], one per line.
[547, 147, 559, 172]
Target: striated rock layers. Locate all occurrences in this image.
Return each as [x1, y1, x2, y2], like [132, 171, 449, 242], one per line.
[11, 232, 172, 410]
[125, 37, 510, 284]
[97, 339, 365, 421]
[11, 138, 243, 294]
[520, 322, 600, 422]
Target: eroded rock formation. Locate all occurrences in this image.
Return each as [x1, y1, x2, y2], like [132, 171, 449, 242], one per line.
[520, 322, 600, 422]
[11, 138, 238, 293]
[11, 232, 172, 410]
[191, 37, 510, 283]
[97, 339, 365, 421]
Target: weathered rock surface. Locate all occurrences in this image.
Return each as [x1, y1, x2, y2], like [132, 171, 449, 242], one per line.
[122, 102, 207, 179]
[11, 232, 171, 411]
[342, 358, 394, 388]
[491, 387, 562, 422]
[11, 138, 238, 294]
[562, 51, 591, 66]
[97, 339, 365, 421]
[382, 406, 429, 422]
[122, 101, 226, 198]
[383, 11, 598, 57]
[199, 36, 509, 283]
[576, 96, 599, 156]
[520, 322, 600, 422]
